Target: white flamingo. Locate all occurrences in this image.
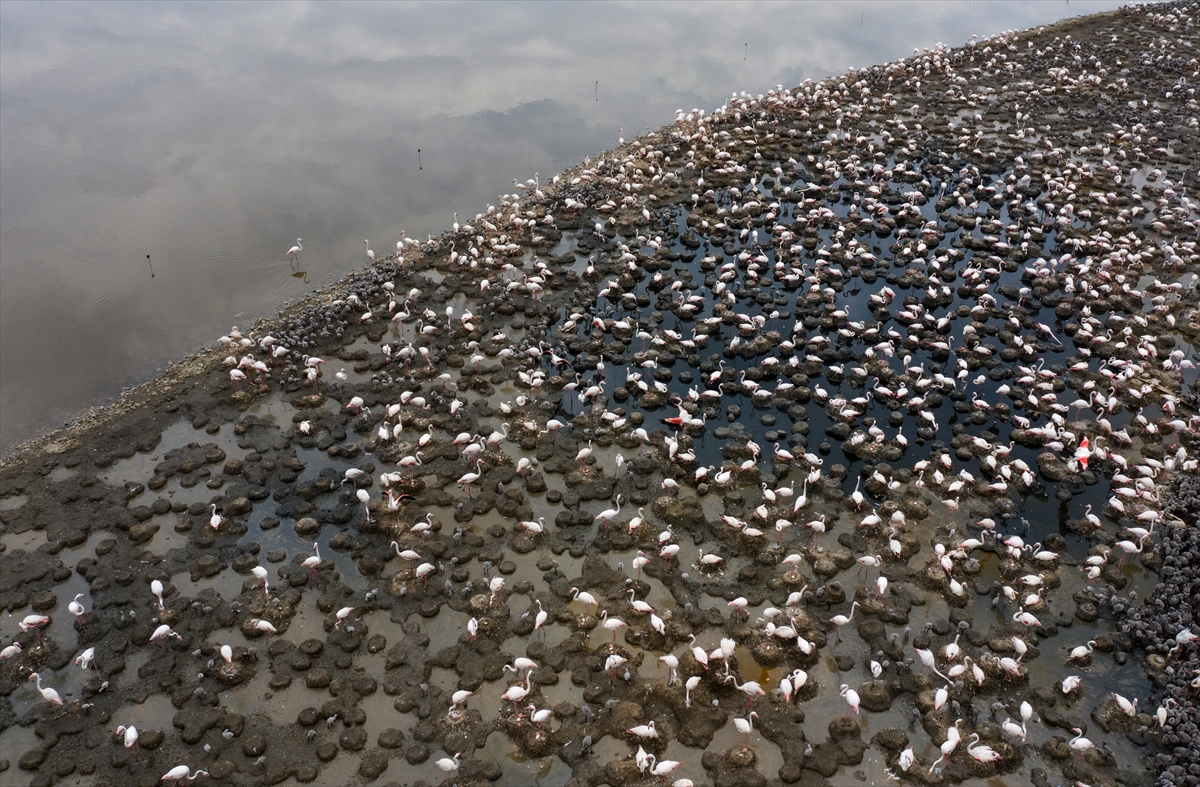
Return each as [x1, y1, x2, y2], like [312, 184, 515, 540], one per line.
[28, 672, 62, 706]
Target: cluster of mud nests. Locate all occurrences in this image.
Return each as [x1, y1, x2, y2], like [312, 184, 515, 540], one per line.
[2, 3, 1199, 787]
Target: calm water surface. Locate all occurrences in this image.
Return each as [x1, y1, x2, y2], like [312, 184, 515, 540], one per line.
[0, 0, 1127, 451]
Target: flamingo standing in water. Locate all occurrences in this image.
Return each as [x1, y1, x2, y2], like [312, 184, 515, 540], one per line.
[458, 459, 484, 497]
[569, 587, 598, 610]
[435, 752, 461, 782]
[733, 711, 759, 742]
[829, 601, 860, 643]
[599, 610, 627, 643]
[287, 238, 303, 267]
[1114, 534, 1148, 567]
[302, 543, 322, 585]
[27, 672, 62, 706]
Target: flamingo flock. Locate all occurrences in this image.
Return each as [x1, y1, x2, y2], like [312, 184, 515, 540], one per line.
[2, 6, 1198, 787]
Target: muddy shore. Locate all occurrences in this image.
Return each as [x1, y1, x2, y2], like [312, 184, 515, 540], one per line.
[1, 4, 1199, 787]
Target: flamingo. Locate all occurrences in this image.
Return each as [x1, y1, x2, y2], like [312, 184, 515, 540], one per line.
[648, 756, 681, 779]
[507, 657, 539, 677]
[161, 765, 209, 783]
[1066, 640, 1096, 661]
[458, 459, 484, 497]
[75, 647, 97, 670]
[390, 542, 420, 564]
[151, 579, 165, 610]
[1114, 534, 1148, 567]
[150, 624, 181, 645]
[929, 720, 963, 773]
[660, 654, 679, 685]
[115, 724, 140, 752]
[450, 690, 472, 712]
[208, 504, 222, 530]
[569, 587, 598, 609]
[249, 619, 277, 635]
[533, 600, 548, 637]
[724, 675, 766, 709]
[435, 753, 461, 782]
[914, 647, 953, 684]
[688, 634, 709, 670]
[685, 675, 702, 708]
[501, 673, 533, 713]
[944, 634, 961, 662]
[487, 423, 509, 451]
[627, 589, 654, 614]
[1002, 717, 1027, 742]
[1112, 692, 1138, 717]
[829, 601, 860, 643]
[605, 654, 627, 681]
[1068, 728, 1094, 758]
[302, 543, 322, 585]
[733, 711, 759, 741]
[525, 704, 553, 727]
[28, 672, 63, 705]
[356, 488, 372, 522]
[415, 562, 437, 587]
[806, 514, 826, 546]
[627, 720, 657, 739]
[69, 593, 86, 619]
[839, 683, 860, 716]
[251, 566, 270, 596]
[793, 479, 809, 512]
[599, 610, 627, 643]
[286, 238, 303, 266]
[965, 733, 1002, 763]
[594, 495, 622, 529]
[410, 513, 436, 539]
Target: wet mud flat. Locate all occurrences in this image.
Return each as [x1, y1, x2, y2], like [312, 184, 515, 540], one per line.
[1, 3, 1199, 787]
